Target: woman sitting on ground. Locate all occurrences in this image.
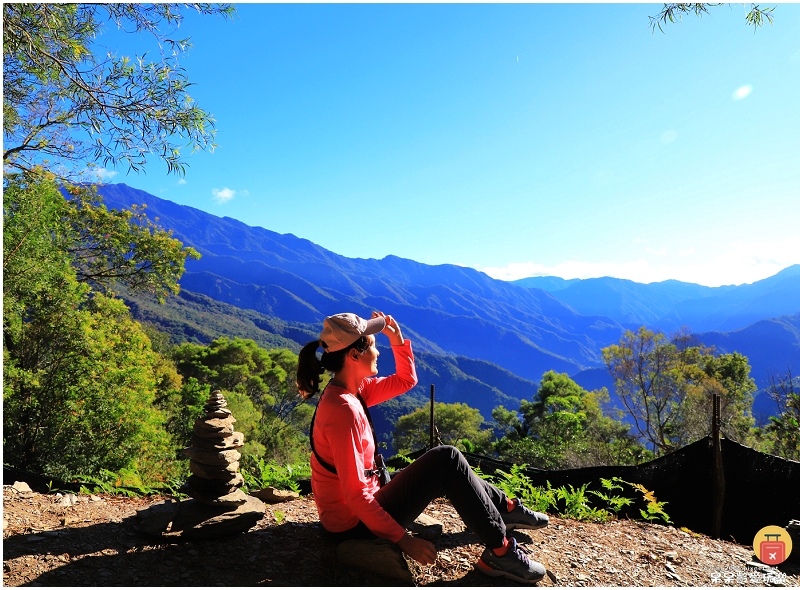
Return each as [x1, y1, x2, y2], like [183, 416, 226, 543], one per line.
[296, 310, 549, 583]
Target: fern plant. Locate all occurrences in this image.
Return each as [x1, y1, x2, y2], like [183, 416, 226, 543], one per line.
[75, 468, 158, 497]
[589, 477, 634, 515]
[240, 457, 309, 492]
[620, 479, 672, 524]
[477, 467, 671, 525]
[555, 483, 613, 523]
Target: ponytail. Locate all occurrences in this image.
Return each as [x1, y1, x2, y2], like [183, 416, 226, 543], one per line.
[296, 336, 370, 400]
[297, 340, 324, 400]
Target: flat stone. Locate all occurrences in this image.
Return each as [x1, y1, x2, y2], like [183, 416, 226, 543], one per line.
[174, 496, 265, 540]
[189, 460, 240, 479]
[250, 486, 300, 504]
[135, 499, 180, 537]
[182, 447, 241, 465]
[192, 423, 235, 439]
[57, 493, 78, 507]
[11, 481, 33, 493]
[203, 403, 228, 412]
[136, 497, 266, 540]
[183, 486, 249, 507]
[408, 513, 443, 540]
[190, 432, 244, 450]
[185, 473, 244, 496]
[211, 489, 250, 505]
[195, 415, 236, 431]
[11, 481, 36, 499]
[336, 538, 413, 583]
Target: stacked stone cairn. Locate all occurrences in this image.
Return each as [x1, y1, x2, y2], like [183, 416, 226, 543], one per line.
[182, 390, 248, 505]
[134, 390, 266, 540]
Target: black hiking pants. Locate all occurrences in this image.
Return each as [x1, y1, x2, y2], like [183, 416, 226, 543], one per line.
[326, 445, 507, 549]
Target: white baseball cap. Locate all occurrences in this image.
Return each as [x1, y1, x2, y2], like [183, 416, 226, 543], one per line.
[319, 313, 386, 353]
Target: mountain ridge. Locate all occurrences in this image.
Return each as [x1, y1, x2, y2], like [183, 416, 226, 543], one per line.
[516, 266, 800, 333]
[96, 183, 624, 382]
[95, 183, 799, 425]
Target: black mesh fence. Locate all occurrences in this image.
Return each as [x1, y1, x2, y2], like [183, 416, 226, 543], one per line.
[448, 436, 799, 544]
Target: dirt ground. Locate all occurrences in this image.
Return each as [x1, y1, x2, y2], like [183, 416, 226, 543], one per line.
[3, 483, 798, 587]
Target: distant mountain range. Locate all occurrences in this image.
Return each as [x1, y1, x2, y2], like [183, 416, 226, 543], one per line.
[95, 184, 799, 430]
[515, 268, 800, 334]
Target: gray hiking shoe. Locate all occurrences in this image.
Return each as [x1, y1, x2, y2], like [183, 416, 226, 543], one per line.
[503, 501, 549, 531]
[476, 537, 546, 584]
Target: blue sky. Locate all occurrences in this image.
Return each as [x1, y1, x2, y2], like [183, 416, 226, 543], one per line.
[93, 3, 800, 287]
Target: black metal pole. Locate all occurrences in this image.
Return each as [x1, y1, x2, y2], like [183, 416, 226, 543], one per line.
[711, 392, 725, 539]
[429, 384, 435, 450]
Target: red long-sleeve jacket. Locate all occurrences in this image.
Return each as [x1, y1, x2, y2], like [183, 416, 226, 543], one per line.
[310, 340, 418, 542]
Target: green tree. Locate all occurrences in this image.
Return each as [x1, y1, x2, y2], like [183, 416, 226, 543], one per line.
[580, 387, 651, 466]
[3, 3, 234, 178]
[259, 348, 314, 463]
[155, 376, 209, 450]
[603, 327, 694, 454]
[603, 327, 758, 454]
[765, 369, 800, 460]
[521, 372, 588, 443]
[491, 405, 527, 441]
[393, 402, 492, 455]
[4, 171, 198, 304]
[2, 170, 71, 332]
[493, 371, 645, 468]
[3, 3, 233, 485]
[512, 371, 589, 468]
[681, 352, 756, 444]
[171, 337, 312, 464]
[3, 282, 176, 482]
[63, 185, 200, 300]
[3, 172, 191, 484]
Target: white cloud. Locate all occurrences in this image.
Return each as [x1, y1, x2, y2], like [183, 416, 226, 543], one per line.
[705, 236, 800, 285]
[479, 260, 656, 284]
[477, 235, 800, 287]
[96, 168, 118, 181]
[732, 85, 753, 100]
[211, 187, 236, 204]
[177, 178, 187, 185]
[660, 130, 678, 145]
[81, 167, 117, 182]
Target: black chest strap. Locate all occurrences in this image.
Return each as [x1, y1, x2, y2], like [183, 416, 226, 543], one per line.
[309, 391, 388, 484]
